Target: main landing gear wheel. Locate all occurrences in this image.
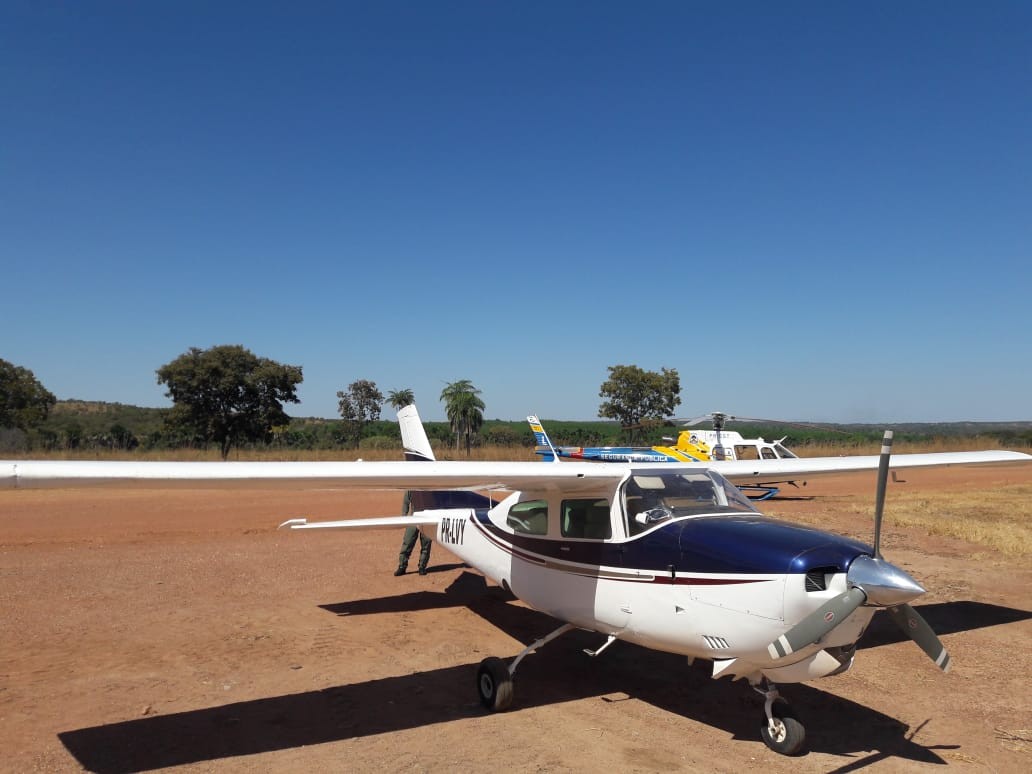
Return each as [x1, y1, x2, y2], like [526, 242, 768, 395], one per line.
[476, 623, 575, 714]
[759, 702, 805, 756]
[476, 657, 513, 712]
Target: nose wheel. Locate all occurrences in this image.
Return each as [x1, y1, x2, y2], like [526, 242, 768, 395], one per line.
[755, 681, 806, 755]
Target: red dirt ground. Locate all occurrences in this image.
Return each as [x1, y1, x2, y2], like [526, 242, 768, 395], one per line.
[1, 464, 1030, 773]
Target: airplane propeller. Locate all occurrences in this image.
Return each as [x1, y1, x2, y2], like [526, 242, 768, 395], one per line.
[767, 430, 951, 671]
[768, 587, 867, 660]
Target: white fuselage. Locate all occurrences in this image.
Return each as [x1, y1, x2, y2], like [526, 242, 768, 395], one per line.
[424, 471, 877, 686]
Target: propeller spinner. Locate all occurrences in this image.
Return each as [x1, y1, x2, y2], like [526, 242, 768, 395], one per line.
[767, 430, 952, 672]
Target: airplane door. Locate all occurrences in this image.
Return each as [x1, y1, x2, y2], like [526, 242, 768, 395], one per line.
[619, 524, 683, 638]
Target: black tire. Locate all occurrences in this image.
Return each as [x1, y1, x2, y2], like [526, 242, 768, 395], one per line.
[476, 657, 513, 712]
[760, 702, 805, 755]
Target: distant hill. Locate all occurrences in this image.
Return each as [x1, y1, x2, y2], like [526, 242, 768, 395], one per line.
[46, 400, 169, 437]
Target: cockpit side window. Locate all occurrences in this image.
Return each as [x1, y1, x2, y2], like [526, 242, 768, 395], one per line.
[623, 475, 673, 536]
[623, 470, 758, 536]
[561, 498, 612, 539]
[761, 446, 777, 460]
[507, 499, 548, 535]
[735, 444, 760, 460]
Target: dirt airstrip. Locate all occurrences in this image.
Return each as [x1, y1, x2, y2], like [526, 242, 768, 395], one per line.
[1, 464, 1031, 773]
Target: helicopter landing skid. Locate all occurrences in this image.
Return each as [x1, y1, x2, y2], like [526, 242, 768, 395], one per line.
[738, 484, 781, 501]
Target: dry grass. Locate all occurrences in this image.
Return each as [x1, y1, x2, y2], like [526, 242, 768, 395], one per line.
[846, 484, 1032, 558]
[796, 435, 1017, 457]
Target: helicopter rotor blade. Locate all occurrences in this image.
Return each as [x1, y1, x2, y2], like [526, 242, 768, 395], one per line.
[681, 414, 722, 427]
[676, 412, 853, 434]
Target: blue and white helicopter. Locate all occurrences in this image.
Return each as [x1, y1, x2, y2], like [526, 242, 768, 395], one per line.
[3, 407, 1029, 755]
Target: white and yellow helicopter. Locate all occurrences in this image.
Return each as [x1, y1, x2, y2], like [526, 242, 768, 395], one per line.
[2, 405, 1029, 755]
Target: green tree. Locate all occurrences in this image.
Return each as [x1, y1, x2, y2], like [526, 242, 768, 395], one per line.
[0, 358, 57, 431]
[598, 365, 681, 440]
[64, 421, 83, 450]
[156, 345, 302, 459]
[482, 424, 521, 447]
[337, 379, 384, 446]
[440, 379, 485, 455]
[109, 423, 138, 450]
[387, 388, 415, 410]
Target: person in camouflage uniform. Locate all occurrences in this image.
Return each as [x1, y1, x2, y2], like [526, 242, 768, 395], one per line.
[394, 490, 431, 575]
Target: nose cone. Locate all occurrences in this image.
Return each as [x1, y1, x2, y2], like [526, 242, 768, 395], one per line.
[847, 555, 926, 607]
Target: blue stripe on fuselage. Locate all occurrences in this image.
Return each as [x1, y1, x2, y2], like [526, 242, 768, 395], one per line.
[473, 511, 870, 575]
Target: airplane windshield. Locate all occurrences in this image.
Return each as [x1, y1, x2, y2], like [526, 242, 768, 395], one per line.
[774, 443, 798, 458]
[624, 470, 757, 535]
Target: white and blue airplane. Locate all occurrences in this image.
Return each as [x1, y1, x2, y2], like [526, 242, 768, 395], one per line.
[2, 406, 1029, 755]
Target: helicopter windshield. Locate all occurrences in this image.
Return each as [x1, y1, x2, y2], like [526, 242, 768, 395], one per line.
[623, 469, 758, 535]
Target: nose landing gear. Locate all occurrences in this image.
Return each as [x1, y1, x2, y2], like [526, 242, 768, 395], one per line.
[754, 680, 806, 755]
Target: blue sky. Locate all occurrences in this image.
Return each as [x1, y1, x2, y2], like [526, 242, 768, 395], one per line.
[2, 2, 1030, 423]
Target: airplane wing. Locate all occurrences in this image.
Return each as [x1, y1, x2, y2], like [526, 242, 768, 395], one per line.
[710, 450, 1031, 485]
[4, 450, 1029, 493]
[0, 459, 626, 493]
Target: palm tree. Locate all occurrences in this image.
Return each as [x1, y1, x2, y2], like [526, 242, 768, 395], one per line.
[440, 380, 485, 455]
[387, 389, 415, 410]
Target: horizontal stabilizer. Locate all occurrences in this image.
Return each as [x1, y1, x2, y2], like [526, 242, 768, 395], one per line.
[278, 511, 446, 531]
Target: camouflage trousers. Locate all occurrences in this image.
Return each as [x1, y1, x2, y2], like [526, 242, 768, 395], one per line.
[397, 526, 432, 571]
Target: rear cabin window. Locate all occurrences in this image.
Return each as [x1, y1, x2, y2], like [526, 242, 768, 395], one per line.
[561, 498, 612, 539]
[735, 445, 760, 460]
[507, 499, 548, 535]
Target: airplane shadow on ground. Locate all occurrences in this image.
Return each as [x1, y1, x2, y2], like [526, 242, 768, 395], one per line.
[59, 573, 1029, 773]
